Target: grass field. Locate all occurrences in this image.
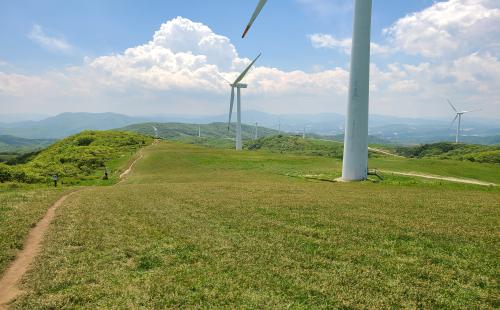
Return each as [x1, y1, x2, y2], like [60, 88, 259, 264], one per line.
[6, 141, 498, 309]
[0, 185, 68, 275]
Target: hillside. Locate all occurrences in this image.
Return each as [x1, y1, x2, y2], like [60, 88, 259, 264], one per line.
[245, 135, 343, 158]
[0, 135, 55, 153]
[118, 122, 280, 141]
[395, 142, 500, 164]
[4, 141, 498, 309]
[0, 131, 152, 184]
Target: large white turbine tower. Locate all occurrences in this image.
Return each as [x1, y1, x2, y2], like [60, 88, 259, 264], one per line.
[242, 0, 373, 181]
[448, 99, 480, 144]
[341, 0, 372, 181]
[227, 54, 262, 151]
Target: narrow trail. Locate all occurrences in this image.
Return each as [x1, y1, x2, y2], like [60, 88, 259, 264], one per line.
[381, 170, 497, 186]
[119, 151, 144, 181]
[368, 147, 405, 158]
[0, 193, 74, 309]
[0, 143, 153, 309]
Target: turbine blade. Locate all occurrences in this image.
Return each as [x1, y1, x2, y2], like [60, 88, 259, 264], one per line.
[450, 114, 459, 128]
[228, 87, 235, 130]
[233, 53, 262, 85]
[447, 99, 458, 112]
[242, 0, 268, 38]
[216, 72, 231, 84]
[462, 108, 482, 114]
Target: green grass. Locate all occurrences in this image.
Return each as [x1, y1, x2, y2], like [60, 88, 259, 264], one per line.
[370, 157, 500, 184]
[0, 136, 150, 277]
[0, 184, 68, 274]
[10, 141, 500, 309]
[1, 130, 152, 185]
[395, 142, 500, 164]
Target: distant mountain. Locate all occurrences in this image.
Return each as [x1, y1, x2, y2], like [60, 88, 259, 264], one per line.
[0, 112, 149, 139]
[1, 111, 498, 145]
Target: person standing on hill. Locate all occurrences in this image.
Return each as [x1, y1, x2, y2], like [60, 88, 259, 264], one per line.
[52, 174, 58, 187]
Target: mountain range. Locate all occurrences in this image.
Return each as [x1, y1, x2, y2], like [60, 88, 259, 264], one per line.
[0, 111, 498, 145]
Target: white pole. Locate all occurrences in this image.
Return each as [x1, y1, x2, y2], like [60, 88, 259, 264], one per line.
[236, 87, 242, 150]
[456, 114, 461, 143]
[255, 122, 258, 139]
[342, 0, 372, 181]
[198, 125, 201, 138]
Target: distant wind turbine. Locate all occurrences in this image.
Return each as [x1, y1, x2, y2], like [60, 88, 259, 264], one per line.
[227, 53, 262, 150]
[152, 126, 159, 138]
[448, 99, 481, 144]
[254, 122, 259, 139]
[242, 0, 373, 181]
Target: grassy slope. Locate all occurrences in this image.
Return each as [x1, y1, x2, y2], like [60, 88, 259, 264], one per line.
[13, 142, 499, 309]
[119, 122, 279, 141]
[0, 133, 152, 277]
[0, 186, 68, 274]
[1, 130, 152, 184]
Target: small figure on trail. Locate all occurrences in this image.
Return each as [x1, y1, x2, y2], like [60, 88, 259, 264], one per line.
[103, 167, 109, 180]
[52, 174, 58, 187]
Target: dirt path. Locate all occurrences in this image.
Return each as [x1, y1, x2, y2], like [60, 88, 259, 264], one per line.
[0, 193, 74, 309]
[368, 147, 405, 158]
[119, 151, 144, 180]
[0, 144, 152, 309]
[381, 170, 497, 186]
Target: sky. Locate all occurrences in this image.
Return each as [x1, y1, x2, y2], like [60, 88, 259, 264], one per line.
[0, 0, 499, 120]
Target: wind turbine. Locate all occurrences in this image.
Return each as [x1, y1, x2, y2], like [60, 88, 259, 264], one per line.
[227, 53, 262, 150]
[254, 122, 259, 139]
[447, 99, 480, 144]
[242, 0, 373, 181]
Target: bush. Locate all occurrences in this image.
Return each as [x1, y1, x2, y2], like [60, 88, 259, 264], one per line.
[0, 163, 12, 183]
[465, 150, 500, 164]
[4, 130, 152, 184]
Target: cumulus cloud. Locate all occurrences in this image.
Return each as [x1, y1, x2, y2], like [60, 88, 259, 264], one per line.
[383, 0, 500, 58]
[28, 24, 74, 55]
[1, 10, 500, 118]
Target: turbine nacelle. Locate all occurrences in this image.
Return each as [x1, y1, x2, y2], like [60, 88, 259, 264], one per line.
[231, 83, 248, 88]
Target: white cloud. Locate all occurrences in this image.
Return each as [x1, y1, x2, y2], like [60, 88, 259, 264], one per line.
[1, 13, 499, 118]
[309, 33, 391, 55]
[28, 24, 73, 55]
[384, 0, 500, 58]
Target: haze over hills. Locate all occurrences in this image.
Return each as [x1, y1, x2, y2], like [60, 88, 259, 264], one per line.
[0, 111, 498, 145]
[0, 135, 55, 153]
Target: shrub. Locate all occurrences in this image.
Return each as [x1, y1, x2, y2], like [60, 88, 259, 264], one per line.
[0, 163, 12, 183]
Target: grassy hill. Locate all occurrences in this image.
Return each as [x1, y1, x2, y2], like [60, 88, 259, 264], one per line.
[0, 135, 55, 153]
[395, 142, 500, 164]
[0, 131, 152, 184]
[3, 141, 497, 308]
[246, 135, 344, 158]
[118, 122, 279, 141]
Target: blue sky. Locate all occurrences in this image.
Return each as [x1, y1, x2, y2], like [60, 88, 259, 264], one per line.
[0, 0, 436, 72]
[0, 0, 499, 120]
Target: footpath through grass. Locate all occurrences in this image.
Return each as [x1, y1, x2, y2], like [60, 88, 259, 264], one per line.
[11, 142, 500, 308]
[0, 185, 68, 274]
